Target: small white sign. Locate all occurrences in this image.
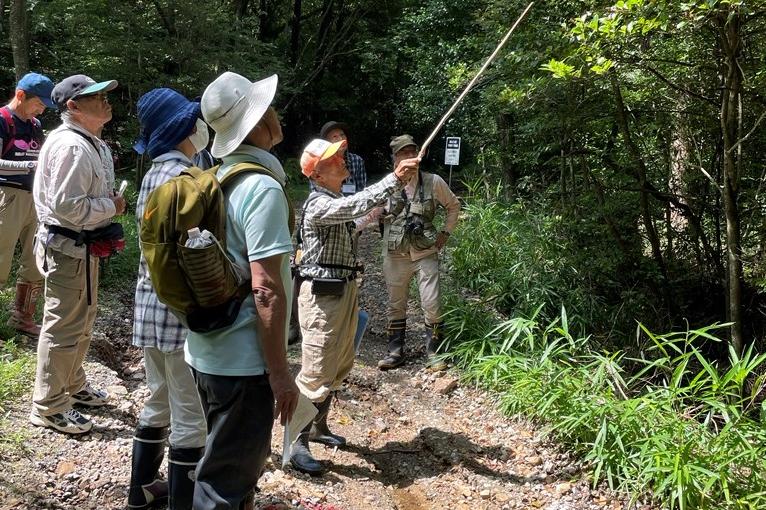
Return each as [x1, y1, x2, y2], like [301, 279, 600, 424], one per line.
[445, 137, 461, 166]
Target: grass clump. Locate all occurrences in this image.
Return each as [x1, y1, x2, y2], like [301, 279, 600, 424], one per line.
[0, 339, 35, 453]
[443, 304, 766, 509]
[0, 340, 34, 408]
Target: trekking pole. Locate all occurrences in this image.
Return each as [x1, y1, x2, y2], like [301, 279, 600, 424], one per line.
[418, 2, 534, 159]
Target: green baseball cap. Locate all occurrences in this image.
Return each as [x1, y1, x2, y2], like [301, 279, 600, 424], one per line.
[390, 134, 418, 155]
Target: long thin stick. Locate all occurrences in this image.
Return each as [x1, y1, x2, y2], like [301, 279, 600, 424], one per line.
[418, 2, 534, 159]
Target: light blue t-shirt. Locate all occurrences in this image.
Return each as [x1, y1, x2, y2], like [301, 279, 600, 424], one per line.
[185, 146, 293, 376]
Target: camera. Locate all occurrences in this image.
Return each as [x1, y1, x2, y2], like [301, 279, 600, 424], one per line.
[404, 215, 425, 237]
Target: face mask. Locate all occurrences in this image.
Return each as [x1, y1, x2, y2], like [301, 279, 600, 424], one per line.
[189, 119, 210, 153]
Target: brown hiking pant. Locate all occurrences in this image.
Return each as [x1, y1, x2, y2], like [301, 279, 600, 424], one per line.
[32, 249, 99, 415]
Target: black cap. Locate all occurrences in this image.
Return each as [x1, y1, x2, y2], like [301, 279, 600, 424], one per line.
[319, 120, 350, 139]
[51, 74, 118, 110]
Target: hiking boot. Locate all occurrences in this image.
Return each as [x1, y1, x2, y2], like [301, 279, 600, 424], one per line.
[128, 425, 168, 509]
[29, 408, 92, 434]
[71, 384, 109, 407]
[309, 394, 346, 447]
[425, 322, 448, 371]
[6, 281, 42, 337]
[290, 423, 324, 476]
[378, 320, 406, 371]
[168, 446, 203, 510]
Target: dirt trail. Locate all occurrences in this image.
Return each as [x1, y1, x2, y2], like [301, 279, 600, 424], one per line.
[0, 229, 649, 510]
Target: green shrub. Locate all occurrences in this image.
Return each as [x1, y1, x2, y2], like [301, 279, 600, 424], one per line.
[448, 181, 664, 341]
[443, 301, 766, 509]
[0, 340, 34, 410]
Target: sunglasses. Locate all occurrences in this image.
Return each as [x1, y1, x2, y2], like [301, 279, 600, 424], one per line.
[77, 93, 109, 103]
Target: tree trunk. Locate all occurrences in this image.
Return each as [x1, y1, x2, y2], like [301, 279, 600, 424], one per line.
[718, 7, 744, 355]
[233, 0, 250, 19]
[495, 112, 514, 194]
[610, 73, 667, 280]
[152, 0, 176, 37]
[289, 0, 302, 66]
[9, 0, 30, 80]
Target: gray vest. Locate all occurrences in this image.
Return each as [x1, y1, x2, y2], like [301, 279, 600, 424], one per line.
[383, 172, 437, 255]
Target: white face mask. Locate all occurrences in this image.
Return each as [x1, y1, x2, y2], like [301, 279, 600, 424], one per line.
[189, 118, 210, 153]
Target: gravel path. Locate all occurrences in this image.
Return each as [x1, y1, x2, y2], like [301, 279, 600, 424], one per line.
[0, 228, 652, 510]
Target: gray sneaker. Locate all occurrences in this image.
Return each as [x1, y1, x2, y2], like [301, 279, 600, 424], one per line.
[30, 408, 93, 434]
[71, 384, 109, 407]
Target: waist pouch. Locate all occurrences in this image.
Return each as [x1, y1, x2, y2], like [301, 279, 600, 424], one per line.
[45, 222, 126, 306]
[0, 172, 34, 191]
[83, 223, 126, 257]
[311, 277, 347, 296]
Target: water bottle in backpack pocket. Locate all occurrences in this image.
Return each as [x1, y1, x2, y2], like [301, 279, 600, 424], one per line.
[180, 227, 245, 309]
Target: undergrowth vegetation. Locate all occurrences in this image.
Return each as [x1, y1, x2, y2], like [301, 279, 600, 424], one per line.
[443, 193, 766, 509]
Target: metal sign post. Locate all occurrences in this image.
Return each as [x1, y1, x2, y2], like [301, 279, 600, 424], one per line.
[444, 137, 461, 187]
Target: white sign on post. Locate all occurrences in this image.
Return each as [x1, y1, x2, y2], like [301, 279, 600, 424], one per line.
[444, 137, 461, 166]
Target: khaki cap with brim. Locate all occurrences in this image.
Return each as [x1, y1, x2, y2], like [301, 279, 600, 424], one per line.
[390, 134, 418, 155]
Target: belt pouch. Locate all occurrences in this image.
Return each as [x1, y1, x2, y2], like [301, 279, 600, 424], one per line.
[311, 277, 346, 296]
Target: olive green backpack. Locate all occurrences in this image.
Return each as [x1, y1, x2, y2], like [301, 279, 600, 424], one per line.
[140, 162, 294, 333]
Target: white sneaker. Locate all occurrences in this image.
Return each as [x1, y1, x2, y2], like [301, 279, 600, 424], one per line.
[30, 408, 93, 434]
[71, 384, 109, 407]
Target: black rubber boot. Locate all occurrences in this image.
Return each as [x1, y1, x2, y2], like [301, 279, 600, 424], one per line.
[290, 422, 324, 476]
[309, 393, 346, 447]
[378, 319, 406, 370]
[425, 322, 448, 371]
[127, 425, 168, 509]
[168, 446, 203, 510]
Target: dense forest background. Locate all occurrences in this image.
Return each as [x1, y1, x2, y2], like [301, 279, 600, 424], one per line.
[4, 2, 766, 505]
[3, 0, 766, 353]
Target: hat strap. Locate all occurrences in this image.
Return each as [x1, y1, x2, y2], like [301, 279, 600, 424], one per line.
[207, 94, 246, 124]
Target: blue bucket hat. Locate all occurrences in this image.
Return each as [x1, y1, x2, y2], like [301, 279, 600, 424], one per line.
[17, 72, 56, 108]
[134, 88, 201, 159]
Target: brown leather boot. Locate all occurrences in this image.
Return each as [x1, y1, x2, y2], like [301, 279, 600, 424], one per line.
[7, 281, 42, 337]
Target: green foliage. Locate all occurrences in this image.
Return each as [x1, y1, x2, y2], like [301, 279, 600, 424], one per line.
[0, 335, 34, 454]
[0, 340, 34, 410]
[447, 187, 657, 338]
[443, 303, 766, 509]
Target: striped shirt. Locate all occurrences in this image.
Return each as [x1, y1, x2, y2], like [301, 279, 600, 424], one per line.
[132, 151, 190, 351]
[299, 173, 402, 280]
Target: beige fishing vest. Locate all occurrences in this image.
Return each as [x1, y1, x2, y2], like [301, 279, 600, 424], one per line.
[383, 171, 437, 255]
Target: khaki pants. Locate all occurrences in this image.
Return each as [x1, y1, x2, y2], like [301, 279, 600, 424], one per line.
[296, 279, 358, 402]
[383, 252, 441, 325]
[139, 348, 206, 448]
[32, 249, 99, 415]
[0, 186, 42, 287]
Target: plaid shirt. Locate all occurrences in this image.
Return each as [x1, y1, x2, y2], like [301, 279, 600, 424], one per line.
[309, 151, 366, 196]
[132, 151, 190, 352]
[299, 173, 401, 279]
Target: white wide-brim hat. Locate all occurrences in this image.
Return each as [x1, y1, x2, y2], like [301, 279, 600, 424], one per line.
[201, 72, 278, 158]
